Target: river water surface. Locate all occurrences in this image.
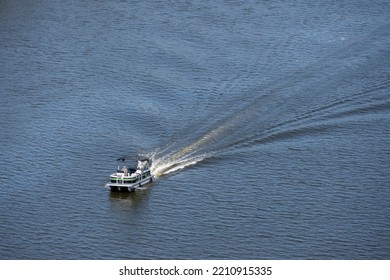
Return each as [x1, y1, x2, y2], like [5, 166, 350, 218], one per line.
[1, 0, 389, 259]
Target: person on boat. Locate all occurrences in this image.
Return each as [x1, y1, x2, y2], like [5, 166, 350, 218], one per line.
[122, 166, 128, 176]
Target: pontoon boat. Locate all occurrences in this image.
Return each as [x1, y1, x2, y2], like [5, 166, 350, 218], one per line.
[105, 156, 154, 192]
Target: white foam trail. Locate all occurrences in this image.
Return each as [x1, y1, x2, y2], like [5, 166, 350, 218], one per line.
[149, 102, 245, 177]
[149, 124, 231, 177]
[151, 153, 211, 177]
[153, 159, 202, 176]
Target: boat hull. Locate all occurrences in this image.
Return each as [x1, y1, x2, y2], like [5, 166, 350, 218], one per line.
[105, 176, 154, 192]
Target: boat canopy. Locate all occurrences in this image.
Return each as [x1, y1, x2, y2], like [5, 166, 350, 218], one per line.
[117, 155, 150, 162]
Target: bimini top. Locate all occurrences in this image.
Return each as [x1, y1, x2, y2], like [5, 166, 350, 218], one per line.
[117, 155, 150, 162]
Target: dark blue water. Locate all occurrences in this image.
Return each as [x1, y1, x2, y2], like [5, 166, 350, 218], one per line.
[1, 0, 389, 259]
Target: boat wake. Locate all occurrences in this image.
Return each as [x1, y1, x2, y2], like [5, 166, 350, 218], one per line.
[149, 25, 390, 178]
[150, 82, 389, 178]
[150, 121, 231, 176]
